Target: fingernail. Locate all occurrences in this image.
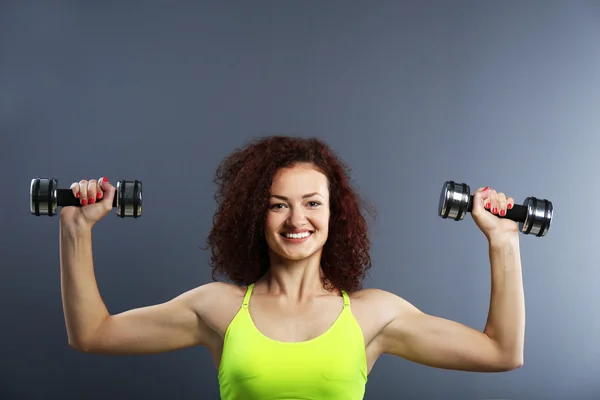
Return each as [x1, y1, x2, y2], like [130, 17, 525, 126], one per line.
[81, 199, 88, 206]
[507, 203, 512, 209]
[97, 192, 103, 200]
[492, 207, 498, 214]
[103, 177, 109, 183]
[89, 197, 95, 204]
[485, 202, 490, 209]
[484, 186, 489, 191]
[500, 209, 506, 216]
[75, 193, 80, 198]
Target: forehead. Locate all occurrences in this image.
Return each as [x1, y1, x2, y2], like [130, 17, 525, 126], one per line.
[270, 164, 329, 196]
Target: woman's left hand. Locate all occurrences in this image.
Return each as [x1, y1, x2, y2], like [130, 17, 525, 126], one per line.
[471, 186, 519, 242]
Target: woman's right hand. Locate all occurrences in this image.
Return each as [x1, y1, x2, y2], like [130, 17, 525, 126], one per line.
[60, 176, 116, 229]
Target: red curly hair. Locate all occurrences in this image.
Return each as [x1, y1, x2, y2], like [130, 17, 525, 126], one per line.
[205, 135, 375, 292]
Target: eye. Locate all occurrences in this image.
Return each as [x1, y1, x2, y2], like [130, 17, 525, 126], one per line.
[307, 201, 321, 208]
[270, 203, 287, 209]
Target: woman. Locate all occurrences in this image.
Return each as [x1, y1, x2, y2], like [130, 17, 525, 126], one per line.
[59, 136, 524, 399]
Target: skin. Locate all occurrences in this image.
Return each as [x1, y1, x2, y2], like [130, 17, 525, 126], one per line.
[60, 164, 523, 378]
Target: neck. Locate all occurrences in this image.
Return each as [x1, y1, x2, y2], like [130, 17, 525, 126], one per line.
[262, 250, 330, 301]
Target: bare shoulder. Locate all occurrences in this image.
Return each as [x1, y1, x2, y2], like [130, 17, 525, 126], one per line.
[347, 288, 419, 342]
[185, 281, 248, 338]
[185, 281, 246, 307]
[349, 287, 414, 309]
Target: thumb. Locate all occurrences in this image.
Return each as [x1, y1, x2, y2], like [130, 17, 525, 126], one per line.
[472, 186, 490, 214]
[99, 177, 116, 213]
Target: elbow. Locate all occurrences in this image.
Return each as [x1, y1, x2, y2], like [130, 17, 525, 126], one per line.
[501, 360, 523, 371]
[68, 336, 97, 353]
[498, 353, 524, 371]
[509, 356, 524, 370]
[488, 338, 523, 371]
[507, 346, 525, 370]
[66, 318, 110, 353]
[68, 338, 88, 352]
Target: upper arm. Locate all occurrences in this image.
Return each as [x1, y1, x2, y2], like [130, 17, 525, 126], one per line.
[372, 291, 521, 372]
[76, 282, 221, 355]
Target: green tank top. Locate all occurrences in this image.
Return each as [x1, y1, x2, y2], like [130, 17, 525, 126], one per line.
[218, 283, 368, 399]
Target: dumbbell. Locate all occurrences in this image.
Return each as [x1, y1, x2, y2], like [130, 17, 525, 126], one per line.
[29, 178, 143, 218]
[438, 181, 553, 237]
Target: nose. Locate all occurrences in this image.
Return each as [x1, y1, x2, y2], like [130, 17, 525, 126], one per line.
[287, 206, 307, 227]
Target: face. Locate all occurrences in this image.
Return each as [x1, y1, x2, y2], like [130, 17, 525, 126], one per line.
[265, 163, 330, 262]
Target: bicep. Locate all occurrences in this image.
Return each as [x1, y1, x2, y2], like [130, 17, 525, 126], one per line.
[79, 287, 216, 354]
[375, 296, 513, 372]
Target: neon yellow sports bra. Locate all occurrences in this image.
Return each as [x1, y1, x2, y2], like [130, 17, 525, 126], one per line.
[218, 283, 368, 399]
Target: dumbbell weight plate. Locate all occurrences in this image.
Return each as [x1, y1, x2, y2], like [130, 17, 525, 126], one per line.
[116, 180, 143, 218]
[30, 177, 58, 217]
[521, 196, 553, 237]
[438, 181, 470, 221]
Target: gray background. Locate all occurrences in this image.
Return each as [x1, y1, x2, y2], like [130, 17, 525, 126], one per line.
[1, 1, 599, 399]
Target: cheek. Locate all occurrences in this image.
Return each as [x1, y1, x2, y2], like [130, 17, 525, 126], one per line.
[313, 211, 330, 230]
[265, 213, 282, 232]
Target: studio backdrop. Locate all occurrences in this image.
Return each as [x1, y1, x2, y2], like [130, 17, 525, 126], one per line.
[1, 1, 599, 399]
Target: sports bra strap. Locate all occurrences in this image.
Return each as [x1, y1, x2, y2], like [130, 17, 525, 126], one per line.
[341, 290, 351, 308]
[242, 283, 254, 308]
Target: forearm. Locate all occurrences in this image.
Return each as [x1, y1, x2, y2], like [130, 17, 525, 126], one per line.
[60, 219, 110, 347]
[483, 234, 525, 362]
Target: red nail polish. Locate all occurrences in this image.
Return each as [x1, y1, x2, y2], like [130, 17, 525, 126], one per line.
[97, 192, 103, 199]
[500, 210, 506, 216]
[492, 207, 498, 214]
[81, 199, 88, 206]
[89, 197, 95, 204]
[485, 202, 490, 209]
[484, 186, 489, 191]
[103, 177, 109, 183]
[75, 193, 80, 198]
[507, 203, 512, 209]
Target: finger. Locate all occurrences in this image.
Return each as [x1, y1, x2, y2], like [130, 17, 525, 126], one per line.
[99, 176, 114, 194]
[78, 180, 89, 206]
[471, 187, 490, 214]
[474, 186, 492, 209]
[506, 196, 514, 210]
[70, 182, 81, 199]
[497, 192, 508, 216]
[475, 185, 490, 198]
[96, 177, 105, 200]
[87, 179, 98, 204]
[488, 189, 498, 214]
[98, 177, 116, 210]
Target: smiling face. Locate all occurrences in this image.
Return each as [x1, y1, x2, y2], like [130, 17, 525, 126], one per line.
[265, 163, 331, 263]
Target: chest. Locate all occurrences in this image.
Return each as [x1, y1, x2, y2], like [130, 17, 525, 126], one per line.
[219, 336, 367, 400]
[248, 295, 345, 343]
[207, 291, 386, 348]
[218, 300, 368, 399]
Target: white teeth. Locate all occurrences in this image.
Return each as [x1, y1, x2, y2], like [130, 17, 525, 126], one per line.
[284, 232, 311, 239]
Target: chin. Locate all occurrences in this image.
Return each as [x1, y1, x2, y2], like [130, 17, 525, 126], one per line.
[282, 251, 318, 261]
[271, 243, 324, 262]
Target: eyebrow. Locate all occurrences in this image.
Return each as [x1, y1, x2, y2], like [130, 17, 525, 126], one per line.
[270, 192, 322, 200]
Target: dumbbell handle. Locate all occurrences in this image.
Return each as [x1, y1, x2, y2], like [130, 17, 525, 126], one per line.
[466, 196, 527, 222]
[56, 189, 117, 207]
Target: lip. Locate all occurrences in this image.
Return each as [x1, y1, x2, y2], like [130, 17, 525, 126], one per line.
[281, 229, 312, 234]
[280, 231, 313, 243]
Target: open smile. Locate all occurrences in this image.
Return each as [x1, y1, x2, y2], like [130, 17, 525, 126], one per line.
[280, 231, 313, 243]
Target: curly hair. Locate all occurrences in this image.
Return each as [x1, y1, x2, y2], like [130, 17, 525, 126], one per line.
[205, 135, 376, 292]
